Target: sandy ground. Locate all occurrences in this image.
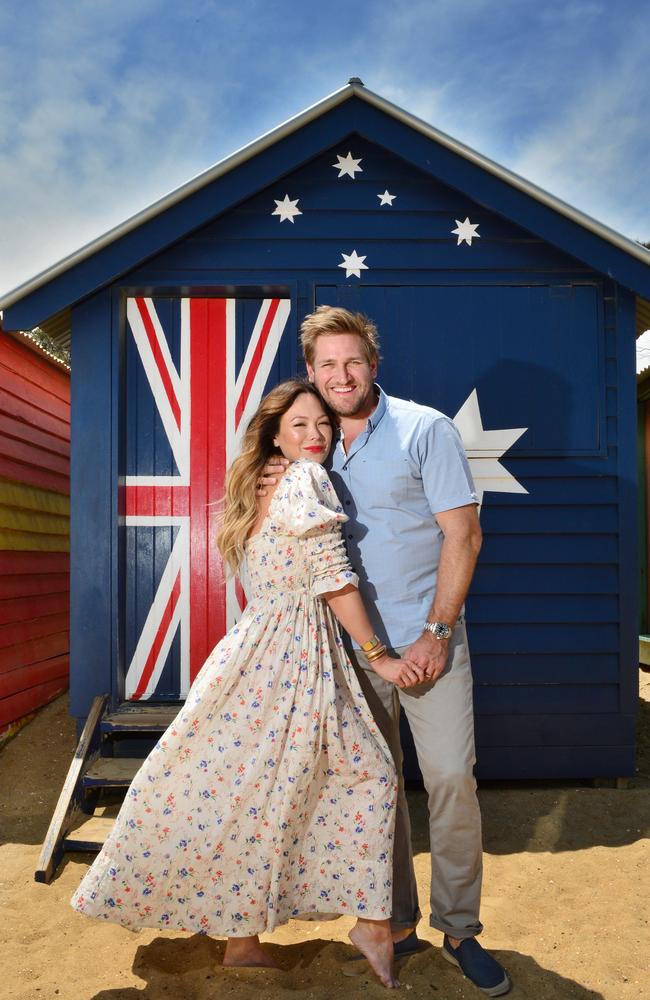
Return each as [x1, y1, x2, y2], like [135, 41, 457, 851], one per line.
[1, 676, 649, 1000]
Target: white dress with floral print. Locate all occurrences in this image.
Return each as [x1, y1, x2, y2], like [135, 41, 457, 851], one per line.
[71, 461, 397, 936]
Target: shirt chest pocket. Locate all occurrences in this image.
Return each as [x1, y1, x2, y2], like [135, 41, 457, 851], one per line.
[360, 456, 416, 508]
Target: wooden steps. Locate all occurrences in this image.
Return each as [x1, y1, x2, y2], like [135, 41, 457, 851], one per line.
[639, 635, 650, 666]
[64, 816, 115, 852]
[36, 699, 180, 882]
[101, 706, 177, 733]
[82, 756, 142, 789]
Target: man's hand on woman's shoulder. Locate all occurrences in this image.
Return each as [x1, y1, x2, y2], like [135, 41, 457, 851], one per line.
[256, 457, 291, 497]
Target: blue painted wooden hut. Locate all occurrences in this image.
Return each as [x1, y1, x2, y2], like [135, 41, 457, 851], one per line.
[3, 81, 650, 806]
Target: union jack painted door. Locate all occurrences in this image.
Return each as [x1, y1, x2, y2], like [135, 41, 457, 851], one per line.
[121, 295, 292, 701]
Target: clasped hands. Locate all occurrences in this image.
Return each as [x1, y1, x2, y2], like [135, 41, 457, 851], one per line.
[374, 632, 449, 689]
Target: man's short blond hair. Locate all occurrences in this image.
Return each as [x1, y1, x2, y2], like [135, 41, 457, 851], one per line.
[300, 306, 381, 367]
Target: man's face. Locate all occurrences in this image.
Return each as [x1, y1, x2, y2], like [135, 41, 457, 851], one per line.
[306, 333, 377, 418]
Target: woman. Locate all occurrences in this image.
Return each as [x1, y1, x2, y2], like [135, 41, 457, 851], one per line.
[71, 379, 420, 988]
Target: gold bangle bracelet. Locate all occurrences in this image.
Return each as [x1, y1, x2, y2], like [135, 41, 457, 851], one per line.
[365, 645, 387, 662]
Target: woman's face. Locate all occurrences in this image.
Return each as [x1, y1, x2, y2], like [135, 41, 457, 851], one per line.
[273, 392, 333, 463]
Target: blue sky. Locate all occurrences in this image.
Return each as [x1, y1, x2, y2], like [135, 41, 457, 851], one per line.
[1, 0, 649, 298]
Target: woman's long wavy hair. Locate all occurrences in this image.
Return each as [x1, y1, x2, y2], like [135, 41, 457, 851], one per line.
[216, 378, 336, 573]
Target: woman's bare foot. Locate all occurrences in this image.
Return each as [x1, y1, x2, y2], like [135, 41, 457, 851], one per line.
[223, 935, 280, 969]
[349, 919, 400, 988]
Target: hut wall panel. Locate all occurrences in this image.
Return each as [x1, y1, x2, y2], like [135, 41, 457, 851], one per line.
[476, 712, 635, 747]
[0, 655, 69, 699]
[0, 457, 69, 496]
[1, 435, 69, 477]
[0, 592, 69, 625]
[0, 572, 69, 600]
[614, 289, 639, 715]
[472, 564, 617, 595]
[0, 529, 69, 551]
[89, 133, 637, 775]
[0, 337, 69, 393]
[0, 631, 69, 672]
[0, 364, 70, 422]
[0, 551, 69, 574]
[0, 675, 68, 730]
[1, 389, 70, 439]
[151, 238, 577, 272]
[474, 683, 619, 714]
[0, 334, 70, 734]
[472, 653, 618, 684]
[472, 745, 633, 779]
[68, 290, 116, 719]
[0, 612, 68, 646]
[0, 414, 69, 457]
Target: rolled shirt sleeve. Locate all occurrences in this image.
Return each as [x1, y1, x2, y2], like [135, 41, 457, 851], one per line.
[417, 414, 478, 515]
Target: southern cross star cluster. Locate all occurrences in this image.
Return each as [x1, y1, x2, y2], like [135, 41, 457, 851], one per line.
[272, 151, 525, 497]
[271, 150, 481, 278]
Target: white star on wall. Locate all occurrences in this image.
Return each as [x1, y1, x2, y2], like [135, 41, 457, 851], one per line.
[272, 194, 302, 223]
[333, 152, 363, 179]
[451, 217, 481, 246]
[338, 250, 368, 279]
[453, 390, 527, 505]
[378, 190, 396, 206]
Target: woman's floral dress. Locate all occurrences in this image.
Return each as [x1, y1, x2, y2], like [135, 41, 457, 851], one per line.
[71, 460, 397, 936]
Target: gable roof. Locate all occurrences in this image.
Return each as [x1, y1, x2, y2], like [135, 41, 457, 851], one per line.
[3, 79, 650, 329]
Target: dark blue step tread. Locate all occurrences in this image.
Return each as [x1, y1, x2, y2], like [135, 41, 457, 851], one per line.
[101, 707, 178, 733]
[82, 757, 142, 788]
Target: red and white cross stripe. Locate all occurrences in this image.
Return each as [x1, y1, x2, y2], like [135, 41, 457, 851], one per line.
[121, 296, 290, 700]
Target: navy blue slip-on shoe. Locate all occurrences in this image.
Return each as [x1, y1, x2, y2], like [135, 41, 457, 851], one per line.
[392, 930, 424, 957]
[442, 935, 511, 997]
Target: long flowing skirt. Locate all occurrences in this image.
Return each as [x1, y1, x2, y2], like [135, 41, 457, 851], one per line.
[71, 593, 397, 936]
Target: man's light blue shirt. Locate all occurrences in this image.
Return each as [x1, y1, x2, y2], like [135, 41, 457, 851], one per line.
[328, 386, 478, 648]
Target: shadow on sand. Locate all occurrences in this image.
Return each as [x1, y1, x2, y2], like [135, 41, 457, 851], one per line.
[88, 933, 606, 999]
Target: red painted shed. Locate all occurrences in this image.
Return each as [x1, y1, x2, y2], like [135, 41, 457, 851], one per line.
[0, 329, 70, 740]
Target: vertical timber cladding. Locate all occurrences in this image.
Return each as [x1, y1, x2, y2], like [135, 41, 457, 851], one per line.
[315, 283, 624, 776]
[121, 295, 292, 702]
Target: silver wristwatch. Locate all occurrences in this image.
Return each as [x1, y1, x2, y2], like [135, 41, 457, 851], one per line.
[423, 621, 452, 640]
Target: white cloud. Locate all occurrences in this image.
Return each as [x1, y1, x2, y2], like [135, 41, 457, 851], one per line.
[509, 33, 650, 239]
[0, 1, 248, 296]
[1, 0, 649, 301]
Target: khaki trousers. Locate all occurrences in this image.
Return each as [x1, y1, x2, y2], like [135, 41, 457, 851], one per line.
[349, 620, 484, 939]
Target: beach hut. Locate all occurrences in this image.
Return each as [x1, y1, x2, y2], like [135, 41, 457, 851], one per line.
[0, 326, 70, 741]
[2, 81, 650, 872]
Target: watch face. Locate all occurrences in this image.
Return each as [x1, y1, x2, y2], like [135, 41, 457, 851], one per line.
[425, 621, 452, 639]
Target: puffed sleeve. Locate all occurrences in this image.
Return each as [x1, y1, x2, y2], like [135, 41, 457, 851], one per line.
[273, 460, 359, 595]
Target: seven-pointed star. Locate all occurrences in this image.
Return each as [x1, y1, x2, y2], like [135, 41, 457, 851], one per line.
[378, 189, 396, 206]
[451, 217, 481, 246]
[272, 194, 302, 223]
[453, 389, 527, 506]
[333, 152, 363, 179]
[338, 250, 368, 279]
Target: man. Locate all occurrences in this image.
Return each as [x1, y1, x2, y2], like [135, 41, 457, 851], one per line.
[264, 306, 510, 997]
